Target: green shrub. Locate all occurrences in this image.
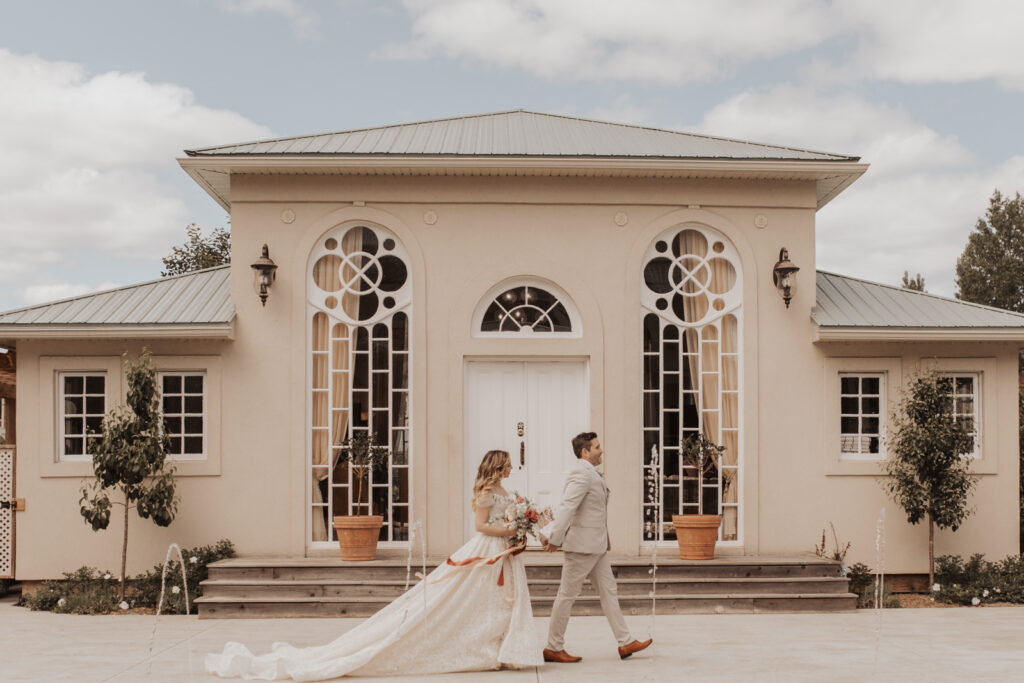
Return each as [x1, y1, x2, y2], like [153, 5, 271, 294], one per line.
[934, 553, 1024, 605]
[19, 566, 120, 614]
[845, 562, 901, 608]
[846, 562, 874, 607]
[131, 539, 235, 614]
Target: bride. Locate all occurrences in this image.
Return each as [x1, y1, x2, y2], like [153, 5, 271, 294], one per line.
[206, 449, 543, 680]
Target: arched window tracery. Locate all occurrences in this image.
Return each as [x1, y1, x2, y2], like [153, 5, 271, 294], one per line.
[308, 224, 411, 544]
[641, 225, 742, 543]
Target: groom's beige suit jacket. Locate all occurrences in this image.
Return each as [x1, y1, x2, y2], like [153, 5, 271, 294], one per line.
[547, 458, 611, 554]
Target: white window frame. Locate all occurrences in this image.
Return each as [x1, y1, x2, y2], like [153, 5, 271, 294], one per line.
[838, 372, 886, 462]
[942, 372, 981, 459]
[158, 371, 208, 462]
[57, 371, 107, 463]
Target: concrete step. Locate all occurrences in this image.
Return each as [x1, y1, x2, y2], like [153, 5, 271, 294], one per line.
[197, 556, 854, 618]
[195, 592, 858, 619]
[199, 576, 851, 600]
[207, 559, 843, 582]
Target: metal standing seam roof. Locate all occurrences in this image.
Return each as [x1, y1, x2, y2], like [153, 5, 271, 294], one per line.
[179, 110, 868, 213]
[813, 271, 1024, 329]
[185, 109, 859, 161]
[0, 266, 234, 329]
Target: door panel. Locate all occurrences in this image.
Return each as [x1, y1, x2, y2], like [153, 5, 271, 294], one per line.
[464, 361, 588, 540]
[526, 362, 589, 513]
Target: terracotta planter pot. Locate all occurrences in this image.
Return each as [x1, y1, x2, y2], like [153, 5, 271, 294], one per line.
[671, 514, 722, 560]
[332, 515, 384, 561]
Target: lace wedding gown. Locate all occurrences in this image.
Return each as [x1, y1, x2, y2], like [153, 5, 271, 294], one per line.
[206, 492, 542, 680]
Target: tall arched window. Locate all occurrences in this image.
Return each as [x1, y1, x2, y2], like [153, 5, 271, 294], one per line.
[308, 224, 411, 544]
[641, 225, 742, 543]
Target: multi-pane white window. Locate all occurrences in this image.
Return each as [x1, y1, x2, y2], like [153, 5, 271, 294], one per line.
[839, 373, 884, 460]
[159, 372, 206, 460]
[945, 373, 980, 457]
[58, 373, 105, 461]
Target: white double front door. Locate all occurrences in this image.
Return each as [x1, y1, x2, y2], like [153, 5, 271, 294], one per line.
[463, 361, 589, 541]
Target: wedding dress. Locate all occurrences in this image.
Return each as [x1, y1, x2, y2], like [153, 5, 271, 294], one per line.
[206, 492, 542, 680]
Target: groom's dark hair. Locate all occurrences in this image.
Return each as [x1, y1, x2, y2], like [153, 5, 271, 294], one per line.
[571, 432, 598, 458]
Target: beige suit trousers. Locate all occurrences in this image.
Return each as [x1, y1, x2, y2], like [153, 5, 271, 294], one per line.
[546, 550, 632, 650]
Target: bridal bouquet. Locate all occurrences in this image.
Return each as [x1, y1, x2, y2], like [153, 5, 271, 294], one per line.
[504, 494, 554, 547]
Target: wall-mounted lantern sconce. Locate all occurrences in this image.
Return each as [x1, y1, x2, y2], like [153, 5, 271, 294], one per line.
[250, 244, 278, 307]
[772, 247, 800, 308]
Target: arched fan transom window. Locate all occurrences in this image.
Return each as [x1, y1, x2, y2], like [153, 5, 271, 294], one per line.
[474, 281, 581, 338]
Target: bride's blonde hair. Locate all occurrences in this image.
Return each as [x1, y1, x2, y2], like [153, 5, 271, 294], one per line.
[472, 450, 510, 509]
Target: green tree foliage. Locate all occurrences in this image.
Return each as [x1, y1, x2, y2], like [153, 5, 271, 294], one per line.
[884, 371, 978, 587]
[901, 271, 925, 291]
[79, 351, 179, 600]
[161, 224, 230, 276]
[955, 190, 1024, 312]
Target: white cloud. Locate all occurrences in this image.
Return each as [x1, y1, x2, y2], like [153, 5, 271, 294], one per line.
[690, 84, 1022, 296]
[216, 0, 320, 38]
[839, 0, 1024, 89]
[0, 49, 271, 309]
[389, 0, 1024, 89]
[694, 85, 973, 177]
[386, 0, 836, 84]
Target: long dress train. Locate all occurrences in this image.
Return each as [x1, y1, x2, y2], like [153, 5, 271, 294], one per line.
[206, 493, 542, 680]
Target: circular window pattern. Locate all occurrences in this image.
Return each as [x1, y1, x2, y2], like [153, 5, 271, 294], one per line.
[310, 224, 411, 324]
[643, 225, 739, 326]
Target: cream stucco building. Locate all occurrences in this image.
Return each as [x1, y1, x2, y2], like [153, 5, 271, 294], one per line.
[1, 111, 1021, 583]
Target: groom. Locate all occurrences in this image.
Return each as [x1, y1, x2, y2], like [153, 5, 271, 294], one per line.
[540, 431, 652, 663]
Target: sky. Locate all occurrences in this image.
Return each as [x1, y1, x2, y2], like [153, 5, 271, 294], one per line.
[2, 0, 1023, 312]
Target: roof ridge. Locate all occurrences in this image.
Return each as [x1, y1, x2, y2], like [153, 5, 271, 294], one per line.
[816, 270, 1024, 320]
[186, 110, 858, 161]
[0, 264, 230, 317]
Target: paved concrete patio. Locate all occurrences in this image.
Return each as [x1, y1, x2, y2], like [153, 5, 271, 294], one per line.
[3, 593, 1023, 682]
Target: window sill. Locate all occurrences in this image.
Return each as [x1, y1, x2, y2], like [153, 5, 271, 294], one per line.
[41, 457, 218, 478]
[825, 456, 998, 476]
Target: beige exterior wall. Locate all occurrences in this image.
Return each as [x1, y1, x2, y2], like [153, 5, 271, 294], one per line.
[12, 172, 1020, 578]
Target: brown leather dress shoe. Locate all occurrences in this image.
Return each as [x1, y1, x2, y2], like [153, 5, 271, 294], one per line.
[617, 638, 653, 659]
[542, 648, 583, 663]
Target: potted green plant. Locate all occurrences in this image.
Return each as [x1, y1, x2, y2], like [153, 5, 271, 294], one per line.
[332, 431, 390, 561]
[672, 433, 725, 560]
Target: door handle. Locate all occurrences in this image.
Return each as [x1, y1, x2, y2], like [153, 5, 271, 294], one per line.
[520, 441, 525, 468]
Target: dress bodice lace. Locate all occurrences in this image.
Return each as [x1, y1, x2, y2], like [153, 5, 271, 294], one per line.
[479, 491, 513, 526]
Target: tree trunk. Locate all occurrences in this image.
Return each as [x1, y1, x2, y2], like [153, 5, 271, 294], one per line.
[928, 514, 935, 589]
[120, 488, 129, 602]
